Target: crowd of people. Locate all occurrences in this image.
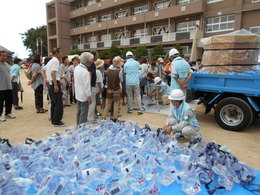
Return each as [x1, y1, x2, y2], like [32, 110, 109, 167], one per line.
[0, 47, 203, 139]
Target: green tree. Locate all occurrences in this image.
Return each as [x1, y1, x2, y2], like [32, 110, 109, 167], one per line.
[69, 49, 82, 55]
[134, 46, 148, 60]
[99, 50, 110, 59]
[20, 25, 47, 56]
[108, 45, 121, 58]
[174, 43, 184, 58]
[151, 44, 166, 61]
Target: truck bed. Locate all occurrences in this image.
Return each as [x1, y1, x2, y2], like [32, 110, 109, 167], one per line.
[188, 73, 260, 97]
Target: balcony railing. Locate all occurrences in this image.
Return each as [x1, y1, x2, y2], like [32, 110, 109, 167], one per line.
[71, 31, 196, 50]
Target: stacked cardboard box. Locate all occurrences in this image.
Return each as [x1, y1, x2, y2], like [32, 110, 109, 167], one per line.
[200, 29, 260, 74]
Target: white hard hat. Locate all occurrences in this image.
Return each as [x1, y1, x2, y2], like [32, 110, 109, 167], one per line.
[169, 48, 179, 57]
[126, 51, 133, 56]
[168, 89, 185, 100]
[154, 77, 161, 85]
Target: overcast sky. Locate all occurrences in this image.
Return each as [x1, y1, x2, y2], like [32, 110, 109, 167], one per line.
[0, 0, 51, 59]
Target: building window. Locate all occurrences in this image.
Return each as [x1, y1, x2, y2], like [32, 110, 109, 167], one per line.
[207, 0, 223, 3]
[177, 0, 197, 5]
[153, 26, 170, 35]
[73, 1, 84, 10]
[252, 0, 260, 2]
[87, 17, 96, 25]
[133, 5, 148, 15]
[181, 46, 191, 57]
[114, 31, 129, 39]
[177, 20, 199, 32]
[101, 34, 111, 41]
[115, 11, 128, 19]
[87, 0, 96, 6]
[73, 19, 84, 28]
[87, 35, 97, 42]
[154, 1, 171, 10]
[100, 14, 111, 22]
[133, 28, 148, 37]
[206, 15, 235, 33]
[250, 26, 260, 34]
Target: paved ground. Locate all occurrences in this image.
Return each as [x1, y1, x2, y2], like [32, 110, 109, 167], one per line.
[1, 70, 260, 170]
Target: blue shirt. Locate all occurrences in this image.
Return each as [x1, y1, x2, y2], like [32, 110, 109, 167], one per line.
[170, 57, 191, 91]
[171, 102, 200, 129]
[124, 58, 140, 86]
[159, 81, 171, 95]
[10, 64, 20, 83]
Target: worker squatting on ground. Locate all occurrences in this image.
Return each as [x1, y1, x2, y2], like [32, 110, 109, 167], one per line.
[163, 89, 200, 139]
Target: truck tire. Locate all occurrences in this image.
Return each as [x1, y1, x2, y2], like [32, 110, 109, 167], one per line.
[214, 97, 253, 131]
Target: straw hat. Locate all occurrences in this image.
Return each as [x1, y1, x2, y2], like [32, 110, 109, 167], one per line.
[157, 57, 164, 63]
[113, 56, 124, 67]
[96, 59, 104, 69]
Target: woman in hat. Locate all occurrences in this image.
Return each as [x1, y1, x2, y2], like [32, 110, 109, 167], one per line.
[102, 56, 124, 122]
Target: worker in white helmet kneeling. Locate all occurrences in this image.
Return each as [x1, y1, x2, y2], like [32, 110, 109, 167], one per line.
[163, 89, 200, 139]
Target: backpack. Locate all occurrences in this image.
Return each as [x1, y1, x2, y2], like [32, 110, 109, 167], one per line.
[24, 67, 32, 80]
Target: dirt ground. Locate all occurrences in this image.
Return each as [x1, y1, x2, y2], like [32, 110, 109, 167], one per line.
[1, 70, 260, 170]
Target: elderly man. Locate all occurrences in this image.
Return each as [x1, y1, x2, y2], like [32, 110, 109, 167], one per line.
[163, 89, 200, 139]
[43, 48, 64, 126]
[74, 52, 93, 125]
[169, 48, 192, 96]
[124, 51, 143, 115]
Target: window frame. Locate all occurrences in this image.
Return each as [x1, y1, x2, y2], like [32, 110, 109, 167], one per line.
[207, 0, 224, 4]
[177, 20, 199, 32]
[132, 5, 148, 15]
[206, 15, 235, 33]
[250, 26, 260, 34]
[115, 10, 128, 19]
[177, 0, 197, 5]
[100, 14, 112, 22]
[152, 25, 170, 35]
[153, 0, 171, 10]
[132, 28, 148, 37]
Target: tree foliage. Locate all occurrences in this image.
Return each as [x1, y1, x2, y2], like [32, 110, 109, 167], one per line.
[109, 44, 121, 59]
[151, 44, 166, 61]
[175, 43, 184, 58]
[20, 25, 48, 57]
[69, 49, 82, 55]
[134, 46, 148, 60]
[99, 50, 110, 59]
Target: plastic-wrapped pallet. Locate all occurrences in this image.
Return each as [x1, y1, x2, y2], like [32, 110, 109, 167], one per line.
[200, 29, 260, 74]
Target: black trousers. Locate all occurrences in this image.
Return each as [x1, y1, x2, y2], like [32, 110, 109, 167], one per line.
[0, 90, 13, 116]
[11, 82, 19, 106]
[34, 84, 43, 109]
[48, 82, 63, 124]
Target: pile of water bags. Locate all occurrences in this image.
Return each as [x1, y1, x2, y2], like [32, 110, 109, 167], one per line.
[0, 120, 259, 195]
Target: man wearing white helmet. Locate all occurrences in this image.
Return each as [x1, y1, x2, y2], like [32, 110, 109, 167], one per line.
[169, 48, 192, 97]
[124, 51, 143, 114]
[163, 89, 200, 139]
[149, 77, 170, 105]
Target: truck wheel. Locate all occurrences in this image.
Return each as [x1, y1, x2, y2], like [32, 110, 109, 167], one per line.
[214, 97, 253, 131]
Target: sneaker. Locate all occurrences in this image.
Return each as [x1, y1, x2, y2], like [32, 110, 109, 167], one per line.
[5, 114, 16, 119]
[0, 116, 6, 122]
[137, 110, 143, 115]
[53, 122, 66, 127]
[127, 110, 133, 114]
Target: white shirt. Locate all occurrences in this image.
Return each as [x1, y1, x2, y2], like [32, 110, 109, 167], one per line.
[140, 63, 149, 78]
[43, 57, 61, 85]
[96, 69, 103, 89]
[74, 63, 92, 102]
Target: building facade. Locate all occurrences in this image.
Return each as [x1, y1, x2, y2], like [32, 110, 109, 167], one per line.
[46, 0, 260, 59]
